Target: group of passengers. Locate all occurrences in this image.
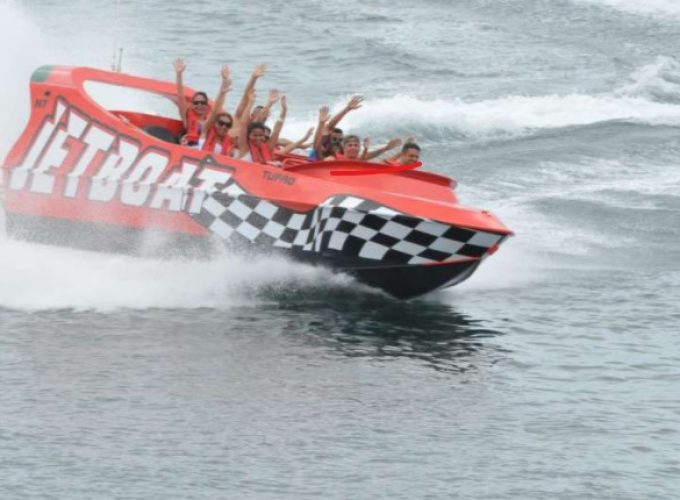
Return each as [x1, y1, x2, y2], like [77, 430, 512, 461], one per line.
[172, 59, 422, 166]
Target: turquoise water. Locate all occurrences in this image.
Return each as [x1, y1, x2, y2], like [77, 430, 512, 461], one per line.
[1, 0, 679, 498]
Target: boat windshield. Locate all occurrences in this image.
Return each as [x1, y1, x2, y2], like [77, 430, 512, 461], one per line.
[83, 81, 177, 118]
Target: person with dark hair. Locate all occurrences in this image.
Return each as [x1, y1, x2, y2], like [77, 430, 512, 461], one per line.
[173, 58, 214, 147]
[238, 93, 289, 164]
[313, 96, 363, 160]
[386, 140, 421, 165]
[325, 134, 361, 161]
[310, 106, 330, 160]
[398, 142, 421, 164]
[200, 111, 236, 156]
[197, 66, 237, 156]
[330, 127, 344, 150]
[245, 121, 271, 163]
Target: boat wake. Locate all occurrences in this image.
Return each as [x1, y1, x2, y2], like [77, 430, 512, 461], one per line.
[0, 238, 365, 312]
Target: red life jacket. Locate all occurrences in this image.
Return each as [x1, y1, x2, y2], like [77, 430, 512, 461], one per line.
[248, 141, 272, 164]
[184, 107, 209, 144]
[202, 127, 234, 156]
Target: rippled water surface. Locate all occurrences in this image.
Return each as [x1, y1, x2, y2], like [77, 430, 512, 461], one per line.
[1, 0, 679, 498]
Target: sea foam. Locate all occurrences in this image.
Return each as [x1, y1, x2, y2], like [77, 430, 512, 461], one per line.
[334, 88, 680, 142]
[572, 0, 680, 17]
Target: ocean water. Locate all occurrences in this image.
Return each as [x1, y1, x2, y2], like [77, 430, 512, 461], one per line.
[1, 0, 679, 498]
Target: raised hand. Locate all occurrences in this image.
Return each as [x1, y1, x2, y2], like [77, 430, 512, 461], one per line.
[346, 95, 364, 111]
[363, 137, 371, 150]
[221, 78, 233, 94]
[280, 95, 287, 111]
[253, 64, 267, 78]
[220, 64, 231, 81]
[268, 89, 281, 105]
[386, 137, 402, 150]
[319, 105, 330, 123]
[173, 58, 186, 74]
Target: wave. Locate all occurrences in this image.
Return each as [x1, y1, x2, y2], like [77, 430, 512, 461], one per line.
[283, 57, 680, 143]
[571, 0, 680, 17]
[459, 156, 680, 270]
[615, 56, 680, 103]
[330, 91, 680, 143]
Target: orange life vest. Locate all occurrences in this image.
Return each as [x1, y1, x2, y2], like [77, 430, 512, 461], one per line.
[202, 127, 234, 156]
[184, 107, 210, 144]
[248, 141, 272, 164]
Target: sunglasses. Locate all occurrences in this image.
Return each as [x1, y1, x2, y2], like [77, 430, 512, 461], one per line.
[192, 100, 208, 105]
[217, 120, 232, 128]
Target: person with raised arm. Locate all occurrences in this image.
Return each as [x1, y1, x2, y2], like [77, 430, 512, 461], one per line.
[279, 127, 315, 155]
[328, 135, 362, 161]
[173, 58, 211, 147]
[199, 66, 238, 157]
[234, 64, 266, 122]
[311, 105, 331, 160]
[232, 88, 267, 163]
[313, 96, 364, 160]
[327, 95, 363, 135]
[237, 93, 299, 165]
[268, 95, 287, 154]
[232, 88, 256, 159]
[360, 137, 403, 161]
[385, 140, 421, 165]
[251, 89, 281, 123]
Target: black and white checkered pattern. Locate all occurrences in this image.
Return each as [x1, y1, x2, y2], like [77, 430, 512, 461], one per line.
[190, 177, 503, 265]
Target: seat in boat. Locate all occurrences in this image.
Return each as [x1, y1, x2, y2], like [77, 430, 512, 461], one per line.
[143, 125, 177, 144]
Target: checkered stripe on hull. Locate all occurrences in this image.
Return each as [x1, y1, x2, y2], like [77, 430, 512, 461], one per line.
[190, 179, 502, 265]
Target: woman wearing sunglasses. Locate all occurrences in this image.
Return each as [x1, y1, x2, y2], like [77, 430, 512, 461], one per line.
[173, 58, 226, 147]
[198, 67, 239, 157]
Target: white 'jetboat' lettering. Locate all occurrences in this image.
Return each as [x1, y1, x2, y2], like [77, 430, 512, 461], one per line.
[187, 167, 232, 214]
[29, 106, 88, 194]
[120, 148, 170, 207]
[89, 137, 140, 202]
[10, 100, 68, 190]
[64, 124, 116, 198]
[149, 159, 199, 211]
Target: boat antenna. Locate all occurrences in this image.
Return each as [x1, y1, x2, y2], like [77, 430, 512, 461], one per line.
[116, 48, 124, 73]
[111, 0, 123, 72]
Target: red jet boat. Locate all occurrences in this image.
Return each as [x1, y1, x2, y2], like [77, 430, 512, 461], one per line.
[1, 66, 512, 298]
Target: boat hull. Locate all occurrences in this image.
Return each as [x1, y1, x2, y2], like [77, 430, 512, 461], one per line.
[5, 208, 492, 299]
